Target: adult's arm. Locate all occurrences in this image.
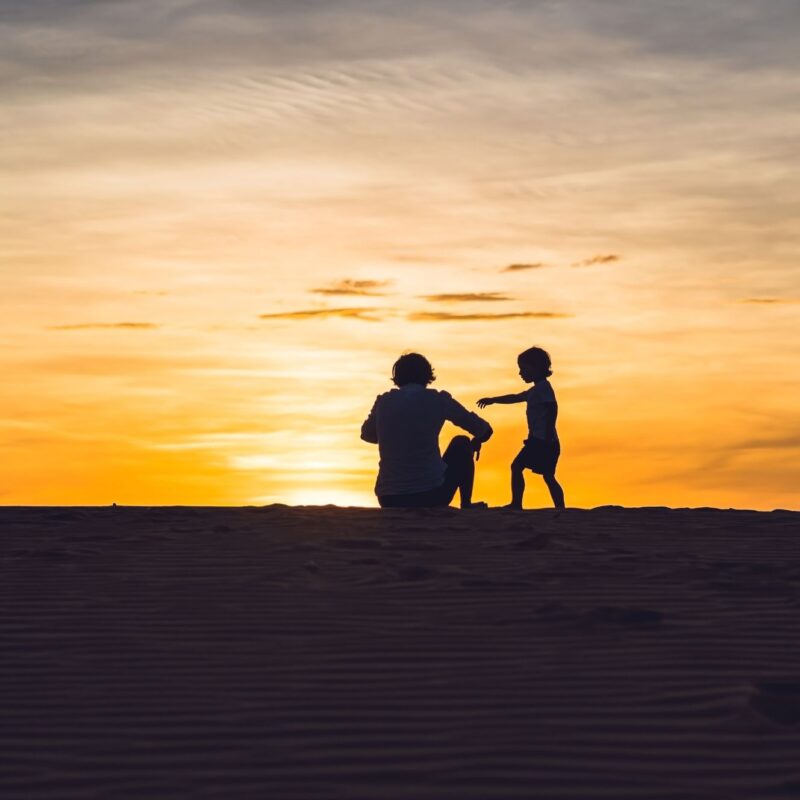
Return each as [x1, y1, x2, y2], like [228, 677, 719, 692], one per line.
[443, 393, 493, 443]
[360, 397, 379, 443]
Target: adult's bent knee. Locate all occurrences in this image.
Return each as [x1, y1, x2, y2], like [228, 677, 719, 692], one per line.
[444, 435, 473, 462]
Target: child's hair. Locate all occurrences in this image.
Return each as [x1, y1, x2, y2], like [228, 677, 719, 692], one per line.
[392, 352, 436, 386]
[518, 346, 553, 377]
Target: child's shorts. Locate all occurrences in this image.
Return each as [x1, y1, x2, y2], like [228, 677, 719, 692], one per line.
[512, 438, 560, 475]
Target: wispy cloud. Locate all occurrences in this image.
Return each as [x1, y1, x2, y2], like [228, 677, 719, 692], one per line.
[259, 307, 384, 321]
[572, 254, 620, 267]
[311, 279, 391, 296]
[409, 311, 570, 322]
[49, 322, 159, 330]
[503, 263, 546, 272]
[420, 292, 513, 302]
[739, 297, 799, 305]
[25, 352, 205, 376]
[736, 433, 800, 450]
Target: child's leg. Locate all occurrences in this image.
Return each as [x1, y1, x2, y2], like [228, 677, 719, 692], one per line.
[543, 473, 565, 509]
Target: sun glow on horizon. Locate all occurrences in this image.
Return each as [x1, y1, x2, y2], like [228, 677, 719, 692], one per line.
[261, 488, 377, 508]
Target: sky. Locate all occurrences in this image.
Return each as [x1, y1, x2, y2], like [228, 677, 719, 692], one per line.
[2, 0, 799, 509]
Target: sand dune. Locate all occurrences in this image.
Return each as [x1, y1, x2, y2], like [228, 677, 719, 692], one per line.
[2, 506, 799, 799]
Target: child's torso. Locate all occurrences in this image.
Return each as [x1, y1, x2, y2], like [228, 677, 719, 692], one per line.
[526, 379, 559, 442]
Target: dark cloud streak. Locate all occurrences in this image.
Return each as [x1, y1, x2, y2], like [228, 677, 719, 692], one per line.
[740, 298, 798, 305]
[503, 263, 545, 272]
[409, 311, 570, 321]
[311, 279, 391, 296]
[421, 292, 513, 302]
[49, 322, 159, 330]
[572, 254, 620, 267]
[736, 433, 800, 450]
[259, 307, 384, 321]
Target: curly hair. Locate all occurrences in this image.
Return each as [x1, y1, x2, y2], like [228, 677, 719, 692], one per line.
[392, 352, 436, 387]
[517, 346, 553, 377]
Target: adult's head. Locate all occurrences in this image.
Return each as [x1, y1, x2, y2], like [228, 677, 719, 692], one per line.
[392, 352, 436, 387]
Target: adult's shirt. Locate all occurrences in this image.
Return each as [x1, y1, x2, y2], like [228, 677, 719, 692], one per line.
[361, 384, 492, 497]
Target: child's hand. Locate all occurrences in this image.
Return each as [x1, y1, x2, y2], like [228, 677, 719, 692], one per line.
[477, 397, 493, 409]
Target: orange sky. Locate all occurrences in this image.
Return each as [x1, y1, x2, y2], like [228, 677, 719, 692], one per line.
[2, 0, 799, 509]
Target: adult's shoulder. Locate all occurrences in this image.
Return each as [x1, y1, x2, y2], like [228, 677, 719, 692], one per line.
[431, 388, 462, 405]
[435, 389, 476, 414]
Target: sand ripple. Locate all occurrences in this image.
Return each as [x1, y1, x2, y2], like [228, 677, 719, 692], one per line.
[2, 506, 799, 798]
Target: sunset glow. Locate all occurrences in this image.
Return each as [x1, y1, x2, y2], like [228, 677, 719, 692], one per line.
[3, 0, 798, 509]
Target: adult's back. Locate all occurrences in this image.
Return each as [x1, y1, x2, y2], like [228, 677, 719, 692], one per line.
[361, 353, 492, 508]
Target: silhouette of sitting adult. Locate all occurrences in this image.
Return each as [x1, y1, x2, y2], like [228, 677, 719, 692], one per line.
[361, 353, 493, 508]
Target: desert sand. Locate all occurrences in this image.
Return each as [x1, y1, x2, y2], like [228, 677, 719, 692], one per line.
[2, 505, 799, 799]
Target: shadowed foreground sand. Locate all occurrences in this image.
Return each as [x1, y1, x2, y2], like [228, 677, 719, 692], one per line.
[2, 506, 800, 799]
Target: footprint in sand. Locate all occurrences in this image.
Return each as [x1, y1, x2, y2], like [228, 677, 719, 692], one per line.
[394, 565, 433, 582]
[512, 533, 551, 550]
[26, 548, 74, 562]
[750, 680, 800, 726]
[577, 607, 664, 631]
[330, 538, 386, 550]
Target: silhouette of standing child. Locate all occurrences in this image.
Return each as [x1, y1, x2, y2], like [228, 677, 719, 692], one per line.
[478, 347, 565, 509]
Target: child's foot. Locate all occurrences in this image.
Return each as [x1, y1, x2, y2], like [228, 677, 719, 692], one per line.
[461, 501, 488, 510]
[502, 503, 523, 510]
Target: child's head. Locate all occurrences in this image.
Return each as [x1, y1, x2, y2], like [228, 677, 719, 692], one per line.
[392, 352, 436, 387]
[517, 347, 552, 382]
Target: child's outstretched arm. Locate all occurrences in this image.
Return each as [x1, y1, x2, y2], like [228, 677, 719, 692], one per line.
[477, 392, 527, 408]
